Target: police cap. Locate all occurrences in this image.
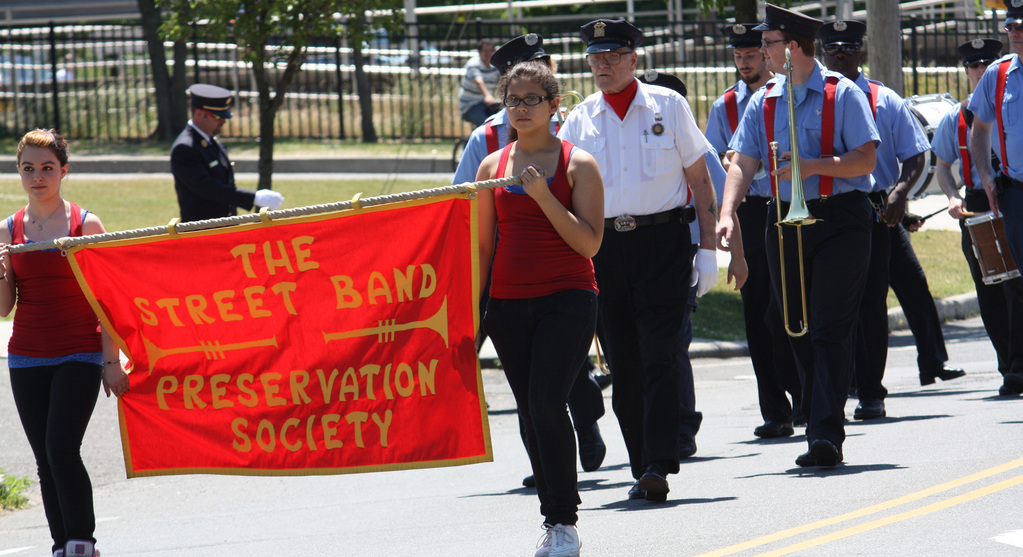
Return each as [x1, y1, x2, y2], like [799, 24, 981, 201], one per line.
[958, 38, 1003, 65]
[1006, 0, 1023, 27]
[188, 84, 234, 119]
[639, 70, 687, 98]
[580, 19, 644, 54]
[818, 20, 866, 47]
[491, 33, 549, 75]
[754, 4, 824, 42]
[726, 23, 762, 49]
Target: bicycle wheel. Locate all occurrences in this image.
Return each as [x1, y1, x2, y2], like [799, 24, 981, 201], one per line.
[451, 137, 468, 172]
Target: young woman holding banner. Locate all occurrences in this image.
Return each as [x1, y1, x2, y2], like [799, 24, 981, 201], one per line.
[476, 62, 603, 557]
[0, 129, 128, 557]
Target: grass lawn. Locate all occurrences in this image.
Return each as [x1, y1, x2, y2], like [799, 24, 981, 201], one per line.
[0, 176, 974, 340]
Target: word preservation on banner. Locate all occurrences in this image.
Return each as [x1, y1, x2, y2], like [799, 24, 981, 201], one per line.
[67, 194, 492, 477]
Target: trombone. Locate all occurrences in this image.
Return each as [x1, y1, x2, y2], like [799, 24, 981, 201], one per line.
[772, 48, 818, 337]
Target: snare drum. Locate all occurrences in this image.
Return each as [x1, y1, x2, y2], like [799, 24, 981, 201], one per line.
[905, 93, 960, 199]
[966, 211, 1021, 285]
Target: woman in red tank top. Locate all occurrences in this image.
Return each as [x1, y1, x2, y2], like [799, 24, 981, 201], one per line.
[0, 129, 128, 557]
[476, 62, 604, 557]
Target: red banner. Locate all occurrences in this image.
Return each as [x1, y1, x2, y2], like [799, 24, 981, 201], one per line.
[68, 195, 491, 477]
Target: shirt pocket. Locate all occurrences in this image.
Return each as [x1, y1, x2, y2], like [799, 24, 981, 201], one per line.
[1002, 88, 1020, 126]
[574, 136, 607, 172]
[641, 133, 676, 176]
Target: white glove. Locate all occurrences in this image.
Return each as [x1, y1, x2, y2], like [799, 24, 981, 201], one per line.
[254, 189, 285, 210]
[690, 248, 719, 298]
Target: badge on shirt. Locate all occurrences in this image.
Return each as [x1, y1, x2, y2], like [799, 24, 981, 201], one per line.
[201, 140, 208, 147]
[209, 160, 220, 168]
[652, 109, 664, 136]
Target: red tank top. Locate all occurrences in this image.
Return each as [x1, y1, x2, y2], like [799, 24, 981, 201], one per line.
[8, 203, 102, 358]
[489, 140, 598, 299]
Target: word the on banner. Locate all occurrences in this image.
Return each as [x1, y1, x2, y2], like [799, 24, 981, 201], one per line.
[69, 195, 491, 477]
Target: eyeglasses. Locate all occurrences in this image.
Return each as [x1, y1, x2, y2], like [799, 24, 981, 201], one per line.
[586, 50, 632, 67]
[966, 59, 996, 69]
[503, 95, 552, 107]
[1006, 23, 1023, 33]
[823, 44, 862, 56]
[761, 38, 787, 48]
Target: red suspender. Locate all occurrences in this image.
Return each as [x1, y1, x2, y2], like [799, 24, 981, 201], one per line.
[995, 59, 1011, 174]
[724, 87, 739, 134]
[764, 83, 778, 197]
[866, 81, 879, 120]
[818, 76, 839, 197]
[484, 121, 500, 154]
[958, 108, 974, 189]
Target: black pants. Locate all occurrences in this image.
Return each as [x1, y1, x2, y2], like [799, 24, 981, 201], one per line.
[854, 195, 892, 403]
[888, 223, 950, 374]
[768, 193, 871, 448]
[961, 191, 1023, 375]
[739, 197, 801, 423]
[594, 219, 692, 479]
[484, 289, 597, 526]
[10, 361, 102, 552]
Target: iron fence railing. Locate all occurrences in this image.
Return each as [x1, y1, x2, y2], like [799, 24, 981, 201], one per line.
[0, 15, 1011, 141]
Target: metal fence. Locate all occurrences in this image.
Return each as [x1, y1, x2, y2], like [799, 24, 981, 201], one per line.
[0, 14, 1011, 141]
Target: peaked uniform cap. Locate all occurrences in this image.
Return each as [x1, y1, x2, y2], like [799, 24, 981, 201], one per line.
[726, 23, 763, 49]
[580, 19, 644, 54]
[818, 20, 867, 46]
[491, 33, 549, 74]
[754, 4, 824, 42]
[188, 84, 234, 119]
[958, 38, 1003, 64]
[639, 70, 687, 98]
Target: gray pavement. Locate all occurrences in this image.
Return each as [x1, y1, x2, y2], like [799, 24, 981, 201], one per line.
[2, 316, 1021, 556]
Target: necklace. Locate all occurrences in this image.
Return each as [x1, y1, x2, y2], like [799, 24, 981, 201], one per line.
[28, 201, 66, 231]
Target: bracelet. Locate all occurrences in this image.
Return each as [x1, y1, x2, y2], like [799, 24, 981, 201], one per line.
[103, 360, 120, 367]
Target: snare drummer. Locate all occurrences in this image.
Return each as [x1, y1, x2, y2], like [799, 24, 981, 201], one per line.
[820, 21, 966, 403]
[933, 37, 1023, 395]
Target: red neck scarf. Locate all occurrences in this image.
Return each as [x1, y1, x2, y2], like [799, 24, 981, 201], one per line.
[602, 79, 638, 121]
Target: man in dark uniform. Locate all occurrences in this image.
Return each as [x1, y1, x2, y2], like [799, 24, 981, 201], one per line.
[718, 4, 879, 467]
[706, 23, 802, 439]
[171, 84, 283, 222]
[558, 19, 719, 501]
[969, 0, 1023, 395]
[934, 38, 1023, 395]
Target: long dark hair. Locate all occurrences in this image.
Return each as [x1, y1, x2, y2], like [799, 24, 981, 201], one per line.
[497, 61, 560, 142]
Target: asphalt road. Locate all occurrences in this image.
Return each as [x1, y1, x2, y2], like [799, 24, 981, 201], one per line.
[1, 316, 1021, 556]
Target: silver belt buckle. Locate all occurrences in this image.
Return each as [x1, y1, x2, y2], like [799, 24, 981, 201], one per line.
[613, 215, 637, 232]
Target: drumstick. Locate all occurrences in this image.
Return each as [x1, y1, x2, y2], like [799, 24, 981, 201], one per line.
[960, 211, 978, 219]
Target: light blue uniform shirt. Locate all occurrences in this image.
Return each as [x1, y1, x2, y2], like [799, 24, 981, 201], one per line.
[707, 81, 773, 197]
[931, 95, 998, 191]
[968, 53, 1023, 181]
[690, 147, 728, 241]
[729, 61, 880, 201]
[853, 74, 930, 192]
[452, 110, 560, 185]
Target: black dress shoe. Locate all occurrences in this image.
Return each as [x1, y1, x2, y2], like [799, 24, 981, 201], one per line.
[678, 438, 697, 460]
[796, 439, 842, 467]
[754, 421, 794, 439]
[853, 399, 886, 420]
[577, 423, 606, 472]
[999, 373, 1023, 396]
[637, 464, 670, 502]
[627, 481, 646, 500]
[522, 475, 535, 488]
[920, 365, 966, 386]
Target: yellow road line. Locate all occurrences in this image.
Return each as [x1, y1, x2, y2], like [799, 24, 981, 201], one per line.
[755, 473, 1023, 556]
[695, 457, 1023, 557]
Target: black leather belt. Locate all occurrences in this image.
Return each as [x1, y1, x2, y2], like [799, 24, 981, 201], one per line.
[604, 206, 696, 231]
[999, 174, 1023, 190]
[774, 190, 867, 213]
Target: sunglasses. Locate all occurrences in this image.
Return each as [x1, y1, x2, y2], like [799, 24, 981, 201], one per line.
[823, 44, 862, 56]
[966, 59, 996, 69]
[1006, 23, 1023, 33]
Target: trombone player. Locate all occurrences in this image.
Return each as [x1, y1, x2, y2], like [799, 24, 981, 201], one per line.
[716, 4, 878, 468]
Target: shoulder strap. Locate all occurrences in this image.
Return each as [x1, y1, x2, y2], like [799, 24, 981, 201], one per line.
[724, 87, 739, 134]
[9, 208, 26, 244]
[495, 142, 514, 178]
[818, 76, 840, 197]
[764, 83, 778, 197]
[995, 59, 1011, 174]
[866, 81, 880, 121]
[958, 107, 974, 189]
[484, 121, 500, 154]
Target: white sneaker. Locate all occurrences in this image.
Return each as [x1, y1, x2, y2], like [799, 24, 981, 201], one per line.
[64, 540, 98, 557]
[535, 524, 580, 557]
[53, 550, 64, 557]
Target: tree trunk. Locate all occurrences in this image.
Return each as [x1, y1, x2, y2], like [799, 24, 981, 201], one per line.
[734, 0, 759, 24]
[137, 0, 174, 140]
[352, 45, 377, 143]
[867, 0, 903, 95]
[171, 40, 188, 133]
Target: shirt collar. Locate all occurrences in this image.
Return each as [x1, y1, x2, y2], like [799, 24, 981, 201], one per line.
[188, 120, 212, 143]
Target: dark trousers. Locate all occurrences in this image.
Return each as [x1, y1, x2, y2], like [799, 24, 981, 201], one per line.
[484, 289, 597, 526]
[677, 279, 703, 441]
[962, 190, 1023, 375]
[10, 361, 102, 551]
[738, 197, 801, 423]
[888, 223, 950, 374]
[594, 219, 692, 479]
[1000, 185, 1023, 274]
[854, 197, 892, 403]
[768, 193, 871, 448]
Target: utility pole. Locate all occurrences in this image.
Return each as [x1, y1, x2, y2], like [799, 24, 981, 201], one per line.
[866, 0, 903, 95]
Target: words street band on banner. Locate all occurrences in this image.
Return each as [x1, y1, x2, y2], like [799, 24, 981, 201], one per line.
[68, 196, 492, 477]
